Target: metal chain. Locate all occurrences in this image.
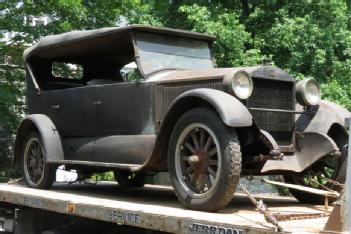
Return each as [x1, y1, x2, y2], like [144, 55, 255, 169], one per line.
[273, 212, 329, 222]
[240, 182, 331, 230]
[239, 184, 283, 232]
[323, 177, 344, 188]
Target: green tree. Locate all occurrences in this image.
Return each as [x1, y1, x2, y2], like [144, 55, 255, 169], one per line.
[175, 4, 266, 67]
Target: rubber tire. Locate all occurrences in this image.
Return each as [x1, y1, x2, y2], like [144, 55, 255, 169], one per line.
[284, 133, 348, 204]
[21, 131, 56, 189]
[168, 107, 241, 211]
[113, 170, 146, 187]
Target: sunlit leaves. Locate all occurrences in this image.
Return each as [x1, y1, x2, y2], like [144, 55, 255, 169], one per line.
[178, 4, 265, 67]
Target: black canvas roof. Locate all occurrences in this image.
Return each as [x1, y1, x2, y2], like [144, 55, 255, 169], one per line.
[23, 24, 216, 64]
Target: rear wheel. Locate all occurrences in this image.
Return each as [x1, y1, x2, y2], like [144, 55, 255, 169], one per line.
[168, 108, 241, 211]
[113, 169, 145, 187]
[22, 132, 56, 189]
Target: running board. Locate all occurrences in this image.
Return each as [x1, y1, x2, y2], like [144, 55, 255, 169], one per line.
[49, 160, 142, 171]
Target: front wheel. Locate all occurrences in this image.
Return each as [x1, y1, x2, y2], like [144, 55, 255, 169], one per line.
[168, 108, 241, 211]
[21, 131, 56, 189]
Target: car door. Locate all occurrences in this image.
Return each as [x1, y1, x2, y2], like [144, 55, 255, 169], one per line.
[89, 81, 156, 164]
[95, 81, 155, 136]
[28, 85, 98, 138]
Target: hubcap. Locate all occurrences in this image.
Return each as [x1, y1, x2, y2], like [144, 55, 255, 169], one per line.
[175, 123, 221, 197]
[24, 138, 45, 186]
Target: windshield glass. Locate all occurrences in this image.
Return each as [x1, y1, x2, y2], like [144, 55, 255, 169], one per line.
[135, 33, 214, 76]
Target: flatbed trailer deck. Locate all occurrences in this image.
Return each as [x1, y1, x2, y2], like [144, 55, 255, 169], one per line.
[0, 182, 332, 233]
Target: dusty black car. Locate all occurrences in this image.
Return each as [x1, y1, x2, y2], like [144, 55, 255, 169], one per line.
[14, 25, 350, 211]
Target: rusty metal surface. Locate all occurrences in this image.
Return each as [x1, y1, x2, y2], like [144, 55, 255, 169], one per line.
[261, 132, 339, 173]
[0, 183, 331, 233]
[324, 203, 343, 232]
[273, 212, 328, 222]
[154, 66, 294, 83]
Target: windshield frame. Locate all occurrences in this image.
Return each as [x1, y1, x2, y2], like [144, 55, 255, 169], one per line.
[132, 32, 216, 79]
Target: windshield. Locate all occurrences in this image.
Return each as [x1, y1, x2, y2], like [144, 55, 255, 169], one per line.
[134, 32, 214, 76]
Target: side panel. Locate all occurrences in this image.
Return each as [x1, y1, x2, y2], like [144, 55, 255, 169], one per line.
[62, 135, 156, 165]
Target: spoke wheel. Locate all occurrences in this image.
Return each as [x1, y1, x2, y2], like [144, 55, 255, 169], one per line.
[168, 107, 241, 211]
[22, 132, 56, 189]
[175, 123, 221, 197]
[24, 138, 45, 185]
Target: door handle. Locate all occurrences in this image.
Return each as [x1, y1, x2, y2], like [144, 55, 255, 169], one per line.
[92, 101, 101, 105]
[51, 105, 60, 109]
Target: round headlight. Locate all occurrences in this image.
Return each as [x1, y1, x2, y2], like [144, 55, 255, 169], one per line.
[296, 78, 321, 106]
[223, 71, 253, 99]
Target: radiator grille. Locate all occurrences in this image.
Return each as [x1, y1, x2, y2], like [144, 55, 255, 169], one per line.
[248, 78, 295, 146]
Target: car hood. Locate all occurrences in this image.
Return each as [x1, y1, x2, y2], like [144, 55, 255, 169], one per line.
[153, 66, 295, 84]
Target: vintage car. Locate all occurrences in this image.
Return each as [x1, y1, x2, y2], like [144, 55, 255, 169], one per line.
[14, 25, 350, 211]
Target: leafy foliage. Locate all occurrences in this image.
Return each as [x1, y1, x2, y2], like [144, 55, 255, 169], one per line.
[177, 4, 265, 67]
[0, 0, 350, 136]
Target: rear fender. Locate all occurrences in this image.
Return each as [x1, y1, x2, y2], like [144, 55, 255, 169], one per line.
[14, 114, 64, 169]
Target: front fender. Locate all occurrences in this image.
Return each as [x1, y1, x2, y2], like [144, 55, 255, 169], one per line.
[296, 100, 350, 134]
[138, 88, 253, 171]
[14, 114, 64, 169]
[262, 132, 340, 173]
[170, 88, 253, 127]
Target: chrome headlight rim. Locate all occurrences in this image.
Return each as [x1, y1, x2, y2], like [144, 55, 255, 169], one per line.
[296, 78, 321, 106]
[223, 70, 253, 100]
